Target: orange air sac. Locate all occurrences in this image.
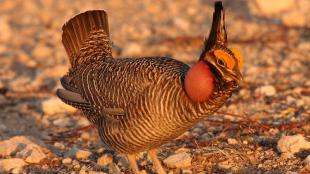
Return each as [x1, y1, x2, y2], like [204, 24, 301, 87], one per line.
[184, 61, 215, 102]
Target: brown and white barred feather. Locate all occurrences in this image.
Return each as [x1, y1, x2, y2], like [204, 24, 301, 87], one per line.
[57, 9, 237, 153]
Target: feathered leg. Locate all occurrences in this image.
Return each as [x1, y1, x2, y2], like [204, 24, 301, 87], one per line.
[127, 154, 140, 174]
[148, 148, 166, 174]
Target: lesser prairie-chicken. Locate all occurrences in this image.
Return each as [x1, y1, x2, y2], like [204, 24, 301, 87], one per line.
[57, 1, 243, 173]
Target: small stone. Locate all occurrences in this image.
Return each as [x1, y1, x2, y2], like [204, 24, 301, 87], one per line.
[227, 138, 238, 145]
[42, 97, 76, 115]
[163, 152, 192, 168]
[175, 147, 190, 154]
[255, 85, 276, 96]
[63, 157, 73, 164]
[0, 136, 48, 164]
[81, 132, 91, 141]
[76, 149, 92, 160]
[0, 158, 27, 172]
[277, 134, 310, 156]
[217, 160, 232, 170]
[67, 147, 92, 160]
[97, 154, 113, 166]
[54, 142, 65, 149]
[303, 155, 310, 167]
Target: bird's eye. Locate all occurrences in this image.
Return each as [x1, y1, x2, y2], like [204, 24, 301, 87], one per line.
[214, 49, 235, 69]
[217, 58, 226, 67]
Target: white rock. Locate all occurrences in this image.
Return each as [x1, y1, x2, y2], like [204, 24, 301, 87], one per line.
[17, 144, 46, 163]
[217, 160, 232, 170]
[277, 134, 310, 155]
[253, 0, 295, 15]
[63, 157, 73, 164]
[0, 158, 26, 172]
[97, 154, 113, 166]
[0, 136, 48, 164]
[163, 152, 192, 168]
[67, 148, 92, 160]
[255, 85, 276, 96]
[303, 155, 310, 167]
[42, 97, 76, 115]
[227, 138, 238, 145]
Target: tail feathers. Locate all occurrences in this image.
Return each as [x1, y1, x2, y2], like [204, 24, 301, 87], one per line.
[62, 10, 112, 68]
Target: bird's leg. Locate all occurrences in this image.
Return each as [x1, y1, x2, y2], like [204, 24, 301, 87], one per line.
[127, 154, 140, 174]
[148, 148, 167, 174]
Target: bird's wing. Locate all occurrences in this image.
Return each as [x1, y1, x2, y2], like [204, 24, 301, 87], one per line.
[58, 57, 189, 126]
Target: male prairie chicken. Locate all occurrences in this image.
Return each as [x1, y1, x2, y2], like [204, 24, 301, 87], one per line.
[57, 1, 243, 174]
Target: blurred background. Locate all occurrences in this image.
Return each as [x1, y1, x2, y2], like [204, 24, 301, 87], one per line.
[0, 0, 309, 173]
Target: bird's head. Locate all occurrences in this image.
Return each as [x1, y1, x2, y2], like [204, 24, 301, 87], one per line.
[184, 1, 243, 102]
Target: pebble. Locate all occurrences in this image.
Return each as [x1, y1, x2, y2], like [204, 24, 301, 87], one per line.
[0, 136, 48, 163]
[42, 97, 76, 115]
[217, 160, 232, 170]
[303, 155, 310, 167]
[0, 158, 27, 173]
[62, 157, 73, 164]
[66, 147, 91, 159]
[97, 154, 113, 166]
[75, 149, 92, 160]
[227, 138, 238, 145]
[277, 134, 310, 157]
[255, 85, 276, 96]
[163, 152, 192, 169]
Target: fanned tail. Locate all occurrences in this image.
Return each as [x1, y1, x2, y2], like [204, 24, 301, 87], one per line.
[62, 10, 112, 68]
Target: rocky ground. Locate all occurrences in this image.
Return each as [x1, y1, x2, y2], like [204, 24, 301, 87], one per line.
[0, 0, 309, 173]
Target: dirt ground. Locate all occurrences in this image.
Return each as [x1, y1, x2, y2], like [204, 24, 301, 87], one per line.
[0, 0, 309, 173]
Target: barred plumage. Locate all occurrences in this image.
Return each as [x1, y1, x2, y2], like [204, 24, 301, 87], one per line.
[57, 2, 243, 174]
